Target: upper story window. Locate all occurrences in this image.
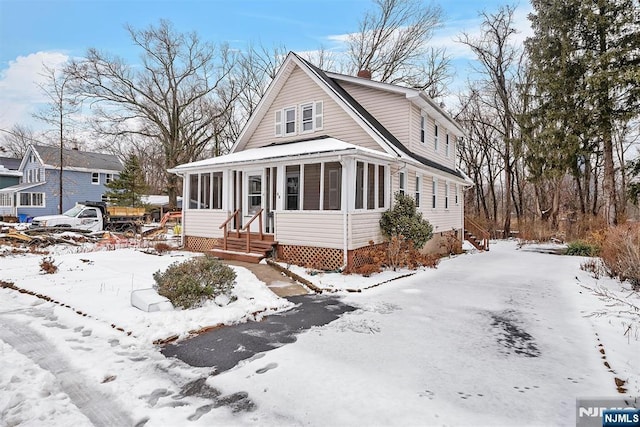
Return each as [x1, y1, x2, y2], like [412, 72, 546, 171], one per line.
[434, 124, 439, 151]
[105, 173, 114, 184]
[399, 171, 406, 196]
[284, 107, 296, 135]
[420, 115, 425, 143]
[275, 101, 323, 137]
[92, 172, 99, 184]
[445, 133, 450, 157]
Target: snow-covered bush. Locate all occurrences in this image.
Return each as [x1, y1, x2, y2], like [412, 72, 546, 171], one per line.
[153, 256, 236, 309]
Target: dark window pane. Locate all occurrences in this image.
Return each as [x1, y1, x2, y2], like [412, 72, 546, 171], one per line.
[355, 162, 364, 209]
[323, 162, 341, 210]
[303, 163, 320, 210]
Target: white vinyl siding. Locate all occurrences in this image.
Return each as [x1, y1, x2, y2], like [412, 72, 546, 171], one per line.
[339, 81, 410, 144]
[349, 211, 385, 249]
[183, 210, 228, 238]
[246, 67, 380, 152]
[275, 211, 344, 248]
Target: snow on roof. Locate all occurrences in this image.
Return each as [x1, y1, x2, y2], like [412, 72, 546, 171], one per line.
[170, 136, 396, 172]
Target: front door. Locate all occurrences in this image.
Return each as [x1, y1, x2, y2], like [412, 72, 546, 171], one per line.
[244, 170, 263, 233]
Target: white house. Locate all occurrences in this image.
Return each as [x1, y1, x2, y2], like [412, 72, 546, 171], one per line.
[170, 52, 473, 270]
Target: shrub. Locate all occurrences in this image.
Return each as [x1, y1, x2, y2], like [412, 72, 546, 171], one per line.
[440, 231, 463, 256]
[153, 242, 172, 254]
[600, 224, 640, 290]
[40, 256, 58, 274]
[566, 240, 600, 257]
[153, 256, 237, 309]
[345, 237, 440, 275]
[380, 193, 433, 249]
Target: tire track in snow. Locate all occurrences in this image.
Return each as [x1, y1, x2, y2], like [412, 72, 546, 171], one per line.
[0, 316, 133, 427]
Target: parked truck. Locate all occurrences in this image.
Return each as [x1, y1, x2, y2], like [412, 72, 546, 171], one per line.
[31, 201, 145, 234]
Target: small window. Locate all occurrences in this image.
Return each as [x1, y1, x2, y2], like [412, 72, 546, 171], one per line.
[432, 178, 437, 209]
[399, 171, 406, 196]
[301, 104, 314, 132]
[92, 172, 100, 184]
[420, 115, 425, 143]
[445, 134, 450, 157]
[415, 175, 421, 208]
[455, 184, 459, 205]
[434, 124, 439, 151]
[284, 107, 296, 135]
[105, 173, 114, 184]
[445, 181, 450, 209]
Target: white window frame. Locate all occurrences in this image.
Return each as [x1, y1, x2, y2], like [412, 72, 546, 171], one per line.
[284, 106, 296, 136]
[420, 115, 425, 143]
[434, 123, 439, 152]
[432, 178, 437, 209]
[445, 133, 450, 158]
[415, 175, 421, 207]
[300, 103, 314, 133]
[91, 172, 100, 185]
[399, 171, 406, 196]
[0, 193, 13, 207]
[275, 110, 283, 136]
[105, 173, 114, 184]
[18, 192, 45, 207]
[455, 184, 459, 205]
[445, 181, 450, 209]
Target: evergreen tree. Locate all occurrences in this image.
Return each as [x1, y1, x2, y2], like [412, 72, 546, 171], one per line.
[104, 155, 148, 207]
[526, 0, 640, 225]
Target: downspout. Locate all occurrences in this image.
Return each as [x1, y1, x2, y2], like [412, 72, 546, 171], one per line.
[339, 155, 348, 271]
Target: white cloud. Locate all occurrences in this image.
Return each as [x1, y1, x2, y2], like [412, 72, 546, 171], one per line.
[0, 51, 69, 130]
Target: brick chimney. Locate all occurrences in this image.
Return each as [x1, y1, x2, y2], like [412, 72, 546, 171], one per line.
[357, 69, 372, 79]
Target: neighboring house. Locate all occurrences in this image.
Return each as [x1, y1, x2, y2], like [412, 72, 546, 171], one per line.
[170, 52, 472, 270]
[0, 145, 123, 218]
[0, 156, 22, 189]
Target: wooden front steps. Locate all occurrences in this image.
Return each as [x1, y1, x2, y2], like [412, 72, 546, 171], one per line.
[210, 232, 277, 264]
[464, 217, 490, 251]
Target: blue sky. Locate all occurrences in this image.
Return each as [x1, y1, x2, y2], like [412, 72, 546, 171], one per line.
[0, 0, 533, 134]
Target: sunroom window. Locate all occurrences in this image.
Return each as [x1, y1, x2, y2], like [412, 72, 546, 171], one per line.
[188, 172, 223, 209]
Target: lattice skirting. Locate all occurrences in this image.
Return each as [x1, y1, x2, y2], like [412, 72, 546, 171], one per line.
[276, 245, 344, 271]
[184, 236, 220, 252]
[348, 242, 389, 269]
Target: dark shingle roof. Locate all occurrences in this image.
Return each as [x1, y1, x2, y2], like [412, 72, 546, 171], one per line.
[33, 145, 122, 171]
[295, 54, 465, 180]
[0, 156, 21, 170]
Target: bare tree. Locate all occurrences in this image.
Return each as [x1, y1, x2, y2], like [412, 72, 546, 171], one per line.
[66, 20, 241, 208]
[34, 64, 80, 213]
[346, 0, 451, 97]
[458, 5, 521, 237]
[0, 124, 37, 158]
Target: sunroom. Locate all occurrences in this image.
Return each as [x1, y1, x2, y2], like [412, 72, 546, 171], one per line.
[169, 136, 397, 269]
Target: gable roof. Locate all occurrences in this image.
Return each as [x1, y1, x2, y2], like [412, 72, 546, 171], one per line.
[231, 52, 466, 181]
[22, 145, 123, 172]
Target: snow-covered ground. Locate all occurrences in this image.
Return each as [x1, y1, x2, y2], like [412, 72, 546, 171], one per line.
[1, 240, 638, 426]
